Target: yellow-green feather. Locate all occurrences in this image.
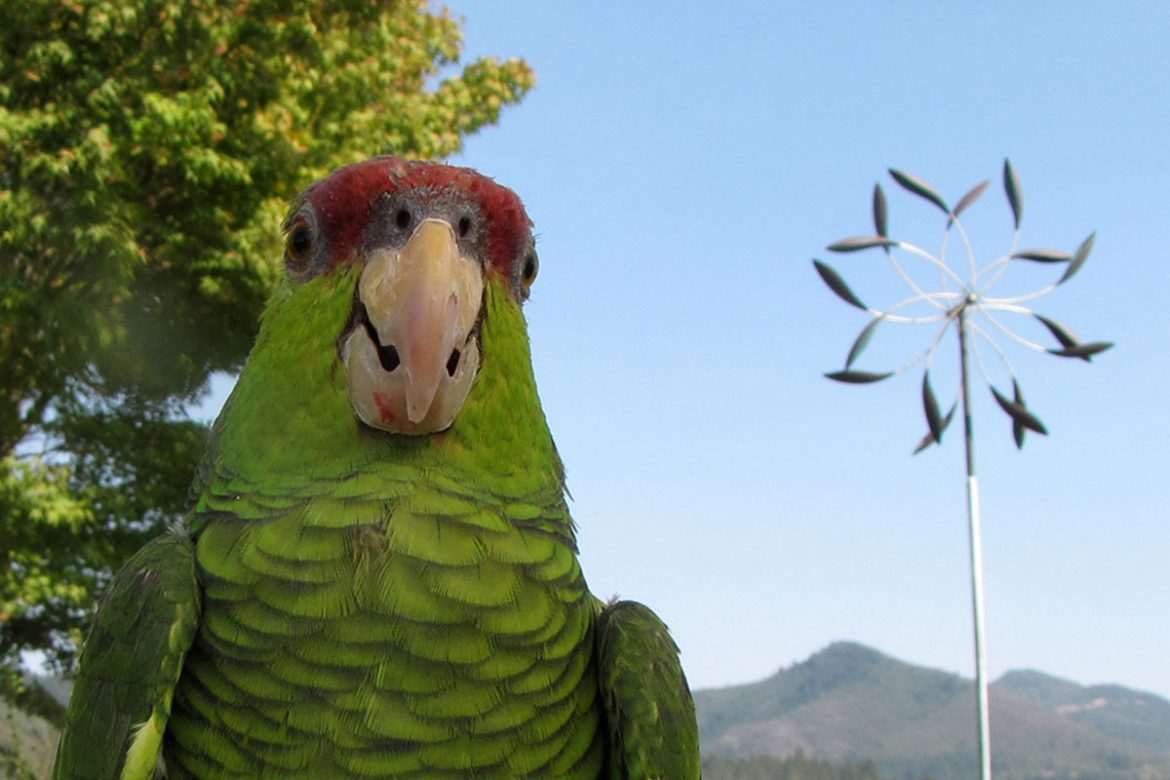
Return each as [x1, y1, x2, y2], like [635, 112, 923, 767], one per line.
[119, 713, 164, 780]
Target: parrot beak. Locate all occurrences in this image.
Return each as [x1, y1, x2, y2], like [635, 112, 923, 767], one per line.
[341, 219, 483, 434]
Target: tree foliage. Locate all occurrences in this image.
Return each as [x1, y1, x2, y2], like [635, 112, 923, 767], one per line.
[0, 0, 534, 718]
[703, 750, 890, 780]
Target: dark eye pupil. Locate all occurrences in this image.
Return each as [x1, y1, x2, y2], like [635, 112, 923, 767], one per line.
[395, 208, 412, 230]
[523, 256, 537, 280]
[458, 216, 472, 237]
[290, 226, 312, 257]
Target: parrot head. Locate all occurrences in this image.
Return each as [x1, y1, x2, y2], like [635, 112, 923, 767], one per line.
[280, 156, 540, 435]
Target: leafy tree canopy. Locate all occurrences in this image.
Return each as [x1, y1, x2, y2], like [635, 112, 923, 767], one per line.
[0, 0, 533, 719]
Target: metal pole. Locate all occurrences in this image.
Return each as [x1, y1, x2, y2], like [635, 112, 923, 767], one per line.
[958, 304, 992, 780]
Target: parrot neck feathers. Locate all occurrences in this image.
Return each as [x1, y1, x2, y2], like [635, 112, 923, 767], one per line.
[193, 271, 565, 516]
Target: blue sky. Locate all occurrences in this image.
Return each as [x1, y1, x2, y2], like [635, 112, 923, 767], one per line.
[433, 1, 1170, 698]
[198, 3, 1170, 700]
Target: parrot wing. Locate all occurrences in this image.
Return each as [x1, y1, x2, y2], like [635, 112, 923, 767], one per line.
[596, 599, 701, 780]
[53, 527, 201, 780]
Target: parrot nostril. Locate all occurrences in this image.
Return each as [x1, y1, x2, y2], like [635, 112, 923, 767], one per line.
[446, 348, 460, 377]
[362, 316, 400, 372]
[378, 344, 401, 372]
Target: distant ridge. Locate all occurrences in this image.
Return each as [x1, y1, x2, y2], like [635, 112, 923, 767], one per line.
[694, 641, 1170, 780]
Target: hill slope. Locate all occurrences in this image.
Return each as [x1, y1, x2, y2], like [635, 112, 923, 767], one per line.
[997, 668, 1170, 753]
[695, 642, 1170, 780]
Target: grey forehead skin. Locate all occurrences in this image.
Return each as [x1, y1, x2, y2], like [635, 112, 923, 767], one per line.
[361, 187, 490, 268]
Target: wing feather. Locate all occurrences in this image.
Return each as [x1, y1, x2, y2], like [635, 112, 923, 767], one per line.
[596, 599, 701, 779]
[53, 528, 201, 780]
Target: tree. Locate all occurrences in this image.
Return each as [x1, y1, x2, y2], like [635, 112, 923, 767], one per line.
[0, 0, 534, 721]
[702, 751, 886, 780]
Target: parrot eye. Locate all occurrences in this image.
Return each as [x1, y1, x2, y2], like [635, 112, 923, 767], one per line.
[457, 215, 472, 238]
[521, 253, 539, 287]
[285, 220, 314, 267]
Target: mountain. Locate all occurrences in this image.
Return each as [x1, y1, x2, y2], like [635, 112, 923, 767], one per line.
[996, 668, 1170, 753]
[695, 642, 1170, 780]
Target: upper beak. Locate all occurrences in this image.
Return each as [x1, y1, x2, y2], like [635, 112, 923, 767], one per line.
[342, 219, 483, 434]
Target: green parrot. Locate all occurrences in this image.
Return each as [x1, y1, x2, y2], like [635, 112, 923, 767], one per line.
[53, 157, 700, 779]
